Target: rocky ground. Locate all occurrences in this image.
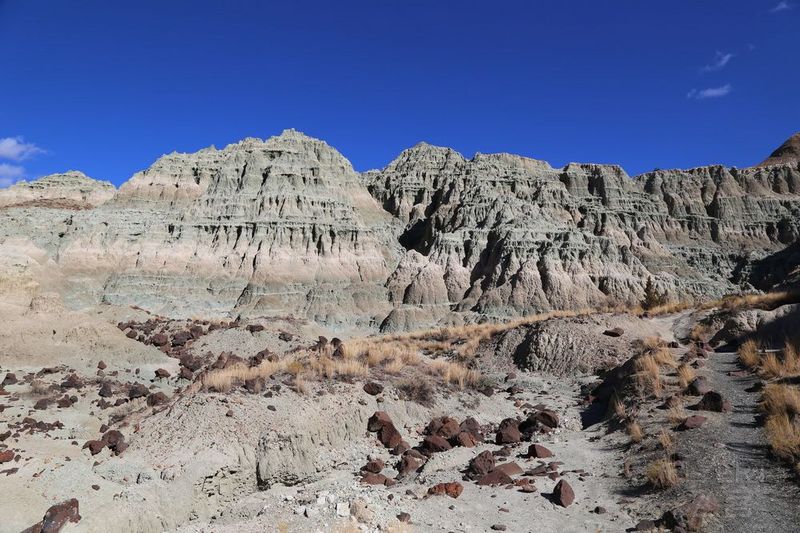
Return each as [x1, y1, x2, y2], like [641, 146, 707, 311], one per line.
[2, 288, 799, 532]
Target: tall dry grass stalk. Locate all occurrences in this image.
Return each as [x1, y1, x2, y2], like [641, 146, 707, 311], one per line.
[635, 354, 663, 396]
[677, 363, 696, 389]
[646, 458, 679, 489]
[627, 420, 644, 443]
[738, 340, 760, 369]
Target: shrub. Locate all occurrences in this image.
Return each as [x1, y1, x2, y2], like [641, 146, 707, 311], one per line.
[627, 421, 644, 443]
[658, 428, 674, 451]
[677, 364, 696, 389]
[645, 458, 679, 489]
[396, 376, 435, 407]
[635, 355, 662, 396]
[738, 340, 760, 369]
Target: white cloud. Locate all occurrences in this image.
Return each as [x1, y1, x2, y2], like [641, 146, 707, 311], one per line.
[0, 137, 44, 161]
[702, 51, 734, 73]
[0, 163, 26, 187]
[687, 84, 733, 100]
[770, 1, 792, 12]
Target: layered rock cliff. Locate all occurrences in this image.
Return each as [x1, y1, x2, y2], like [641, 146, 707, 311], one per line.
[1, 130, 798, 331]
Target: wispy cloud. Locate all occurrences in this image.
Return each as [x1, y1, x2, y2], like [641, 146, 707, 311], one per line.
[687, 84, 733, 100]
[770, 1, 792, 12]
[0, 136, 46, 188]
[0, 137, 44, 161]
[0, 163, 26, 187]
[702, 51, 734, 73]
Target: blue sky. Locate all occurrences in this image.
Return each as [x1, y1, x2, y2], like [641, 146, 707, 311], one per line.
[0, 0, 797, 187]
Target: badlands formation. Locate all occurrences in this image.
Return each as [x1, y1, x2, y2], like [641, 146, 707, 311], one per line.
[0, 130, 799, 533]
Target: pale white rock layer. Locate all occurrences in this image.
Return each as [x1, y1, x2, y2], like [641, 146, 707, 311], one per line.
[1, 130, 799, 330]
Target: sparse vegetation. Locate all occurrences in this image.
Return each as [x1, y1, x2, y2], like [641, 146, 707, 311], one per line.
[738, 339, 760, 369]
[760, 383, 800, 464]
[677, 363, 696, 389]
[634, 354, 663, 396]
[627, 420, 644, 443]
[642, 277, 669, 310]
[645, 458, 679, 489]
[658, 428, 675, 451]
[396, 376, 435, 406]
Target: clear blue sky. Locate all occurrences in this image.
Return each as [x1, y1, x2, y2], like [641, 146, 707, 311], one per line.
[1, 0, 797, 187]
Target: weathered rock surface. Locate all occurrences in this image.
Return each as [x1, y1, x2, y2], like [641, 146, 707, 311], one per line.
[2, 130, 799, 329]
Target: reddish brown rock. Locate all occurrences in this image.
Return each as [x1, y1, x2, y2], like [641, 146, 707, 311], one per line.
[125, 330, 138, 339]
[477, 469, 513, 486]
[32, 498, 81, 533]
[495, 418, 521, 444]
[687, 377, 711, 396]
[534, 409, 560, 429]
[680, 415, 707, 430]
[553, 479, 575, 507]
[425, 416, 460, 439]
[154, 368, 170, 379]
[603, 327, 624, 337]
[96, 361, 107, 370]
[179, 367, 193, 380]
[459, 417, 483, 439]
[150, 333, 169, 347]
[396, 453, 423, 478]
[367, 411, 403, 449]
[361, 459, 385, 474]
[83, 440, 105, 455]
[494, 462, 523, 476]
[0, 450, 14, 463]
[428, 482, 463, 498]
[692, 391, 731, 413]
[146, 392, 169, 406]
[98, 382, 113, 398]
[421, 435, 452, 454]
[34, 398, 50, 410]
[453, 431, 479, 448]
[360, 472, 395, 486]
[467, 450, 495, 479]
[528, 444, 554, 458]
[2, 373, 17, 386]
[128, 383, 149, 399]
[171, 331, 192, 347]
[60, 374, 84, 389]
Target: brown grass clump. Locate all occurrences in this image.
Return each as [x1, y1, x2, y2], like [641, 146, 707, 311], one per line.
[294, 377, 309, 395]
[738, 340, 760, 369]
[653, 346, 678, 369]
[668, 402, 687, 425]
[677, 363, 696, 389]
[396, 376, 435, 407]
[645, 458, 679, 489]
[715, 291, 796, 312]
[689, 323, 709, 342]
[428, 359, 480, 389]
[761, 383, 800, 418]
[658, 428, 675, 451]
[642, 336, 665, 351]
[200, 360, 287, 392]
[627, 421, 644, 443]
[611, 397, 626, 419]
[634, 354, 663, 396]
[759, 383, 800, 462]
[756, 341, 800, 379]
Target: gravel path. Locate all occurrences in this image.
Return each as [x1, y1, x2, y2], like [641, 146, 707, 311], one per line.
[682, 350, 800, 533]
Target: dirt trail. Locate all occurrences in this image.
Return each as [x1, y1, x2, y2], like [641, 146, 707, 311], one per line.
[681, 349, 800, 533]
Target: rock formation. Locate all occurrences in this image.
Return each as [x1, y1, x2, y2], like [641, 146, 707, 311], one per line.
[1, 130, 798, 330]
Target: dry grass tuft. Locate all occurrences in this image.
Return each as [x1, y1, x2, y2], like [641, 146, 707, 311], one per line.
[738, 340, 760, 369]
[764, 413, 800, 461]
[428, 359, 480, 389]
[396, 376, 435, 407]
[201, 360, 287, 392]
[658, 428, 675, 451]
[668, 402, 687, 425]
[761, 383, 800, 418]
[645, 458, 679, 489]
[635, 354, 663, 396]
[653, 346, 678, 369]
[677, 363, 696, 389]
[689, 323, 709, 342]
[627, 420, 644, 443]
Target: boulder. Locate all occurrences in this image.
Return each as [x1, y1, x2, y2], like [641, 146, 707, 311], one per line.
[154, 368, 171, 379]
[421, 435, 452, 454]
[687, 377, 711, 396]
[367, 411, 403, 449]
[528, 444, 554, 458]
[692, 391, 731, 413]
[495, 418, 521, 444]
[98, 382, 113, 398]
[477, 469, 513, 486]
[425, 416, 460, 439]
[603, 327, 624, 337]
[552, 480, 575, 507]
[467, 450, 495, 479]
[150, 333, 169, 346]
[680, 415, 707, 430]
[453, 431, 479, 448]
[427, 482, 463, 498]
[39, 498, 81, 532]
[128, 383, 149, 399]
[361, 459, 384, 474]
